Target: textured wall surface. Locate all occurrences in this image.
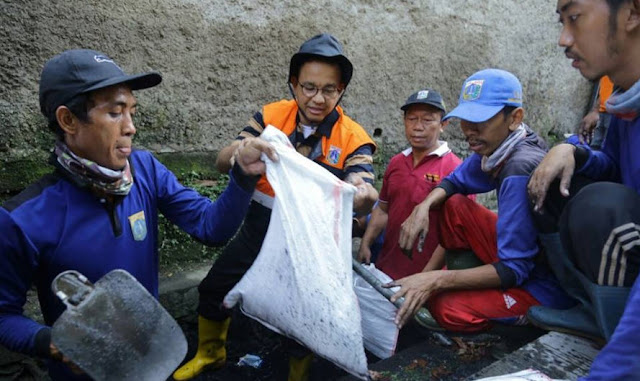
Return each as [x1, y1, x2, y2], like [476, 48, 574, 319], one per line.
[0, 0, 591, 191]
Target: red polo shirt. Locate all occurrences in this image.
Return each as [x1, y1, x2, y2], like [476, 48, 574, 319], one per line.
[376, 142, 463, 280]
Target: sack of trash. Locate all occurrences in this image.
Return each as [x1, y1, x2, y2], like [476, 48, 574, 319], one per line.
[223, 125, 369, 379]
[353, 263, 400, 359]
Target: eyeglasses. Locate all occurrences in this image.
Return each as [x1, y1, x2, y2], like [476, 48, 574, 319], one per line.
[298, 82, 342, 99]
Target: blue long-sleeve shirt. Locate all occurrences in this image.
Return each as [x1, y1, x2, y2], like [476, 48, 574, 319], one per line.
[570, 115, 640, 380]
[439, 128, 572, 309]
[0, 150, 254, 380]
[575, 116, 640, 192]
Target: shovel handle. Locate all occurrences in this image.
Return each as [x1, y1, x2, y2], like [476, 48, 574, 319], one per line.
[352, 259, 445, 332]
[352, 258, 396, 302]
[52, 270, 94, 308]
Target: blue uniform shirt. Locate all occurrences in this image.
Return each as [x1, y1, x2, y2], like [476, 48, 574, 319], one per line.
[0, 150, 253, 380]
[438, 127, 573, 309]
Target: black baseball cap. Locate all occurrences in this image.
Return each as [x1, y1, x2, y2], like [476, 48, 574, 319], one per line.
[39, 49, 162, 121]
[289, 33, 353, 87]
[400, 89, 446, 113]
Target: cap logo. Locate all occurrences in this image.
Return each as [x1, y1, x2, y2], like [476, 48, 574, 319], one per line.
[94, 55, 115, 64]
[416, 90, 429, 100]
[462, 80, 484, 101]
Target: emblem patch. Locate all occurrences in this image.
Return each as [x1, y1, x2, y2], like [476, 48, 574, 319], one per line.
[424, 173, 440, 182]
[462, 79, 484, 101]
[416, 90, 429, 99]
[128, 211, 147, 241]
[327, 145, 342, 165]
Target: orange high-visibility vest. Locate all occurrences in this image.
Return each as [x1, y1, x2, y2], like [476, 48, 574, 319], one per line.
[254, 100, 374, 197]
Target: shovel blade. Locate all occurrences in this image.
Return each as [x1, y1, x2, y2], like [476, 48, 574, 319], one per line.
[51, 270, 187, 381]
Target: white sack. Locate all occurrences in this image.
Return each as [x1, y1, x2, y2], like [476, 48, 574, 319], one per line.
[473, 369, 562, 381]
[353, 264, 400, 359]
[223, 125, 369, 380]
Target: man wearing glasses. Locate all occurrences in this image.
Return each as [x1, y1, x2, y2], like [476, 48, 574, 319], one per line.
[173, 33, 377, 381]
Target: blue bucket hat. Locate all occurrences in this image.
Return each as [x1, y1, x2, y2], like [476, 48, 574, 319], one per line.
[39, 49, 162, 121]
[444, 69, 522, 123]
[288, 33, 353, 87]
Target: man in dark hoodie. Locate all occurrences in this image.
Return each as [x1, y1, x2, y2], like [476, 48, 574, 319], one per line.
[391, 69, 573, 332]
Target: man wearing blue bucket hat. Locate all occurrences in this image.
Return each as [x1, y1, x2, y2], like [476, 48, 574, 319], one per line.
[391, 69, 573, 332]
[174, 34, 377, 381]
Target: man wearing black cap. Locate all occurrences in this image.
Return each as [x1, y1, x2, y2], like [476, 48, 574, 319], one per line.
[175, 34, 377, 381]
[357, 89, 463, 282]
[0, 49, 274, 381]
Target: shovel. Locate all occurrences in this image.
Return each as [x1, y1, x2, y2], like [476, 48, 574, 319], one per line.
[50, 269, 188, 381]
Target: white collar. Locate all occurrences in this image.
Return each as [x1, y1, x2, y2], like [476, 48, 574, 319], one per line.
[402, 141, 451, 158]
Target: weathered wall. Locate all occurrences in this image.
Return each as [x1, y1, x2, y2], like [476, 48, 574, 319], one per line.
[0, 0, 591, 192]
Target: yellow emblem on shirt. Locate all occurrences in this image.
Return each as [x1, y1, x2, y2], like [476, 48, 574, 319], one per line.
[128, 211, 147, 241]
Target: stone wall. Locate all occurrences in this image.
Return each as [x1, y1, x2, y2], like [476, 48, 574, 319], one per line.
[0, 0, 591, 192]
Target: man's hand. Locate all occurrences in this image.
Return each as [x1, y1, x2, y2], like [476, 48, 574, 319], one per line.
[345, 174, 378, 215]
[385, 271, 444, 328]
[578, 110, 599, 144]
[528, 143, 577, 212]
[357, 241, 372, 265]
[50, 343, 84, 375]
[398, 201, 431, 254]
[232, 137, 278, 176]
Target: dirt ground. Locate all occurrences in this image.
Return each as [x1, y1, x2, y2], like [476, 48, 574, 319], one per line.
[172, 309, 545, 381]
[171, 309, 348, 381]
[1, 303, 544, 381]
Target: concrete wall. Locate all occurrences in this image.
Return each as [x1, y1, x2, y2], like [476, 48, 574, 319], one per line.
[0, 0, 591, 192]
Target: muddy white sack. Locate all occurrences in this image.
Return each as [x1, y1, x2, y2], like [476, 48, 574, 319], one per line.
[223, 125, 369, 379]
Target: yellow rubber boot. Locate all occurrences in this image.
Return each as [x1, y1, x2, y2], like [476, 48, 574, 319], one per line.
[287, 353, 313, 381]
[172, 316, 231, 380]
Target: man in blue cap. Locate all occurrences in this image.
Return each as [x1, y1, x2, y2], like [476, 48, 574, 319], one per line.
[174, 34, 377, 381]
[390, 69, 573, 332]
[0, 49, 275, 381]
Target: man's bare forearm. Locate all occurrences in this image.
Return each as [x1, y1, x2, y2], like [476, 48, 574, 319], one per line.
[422, 187, 447, 210]
[361, 203, 388, 247]
[422, 245, 445, 272]
[437, 264, 501, 290]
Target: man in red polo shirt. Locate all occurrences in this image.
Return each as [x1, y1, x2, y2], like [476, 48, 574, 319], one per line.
[358, 89, 463, 280]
